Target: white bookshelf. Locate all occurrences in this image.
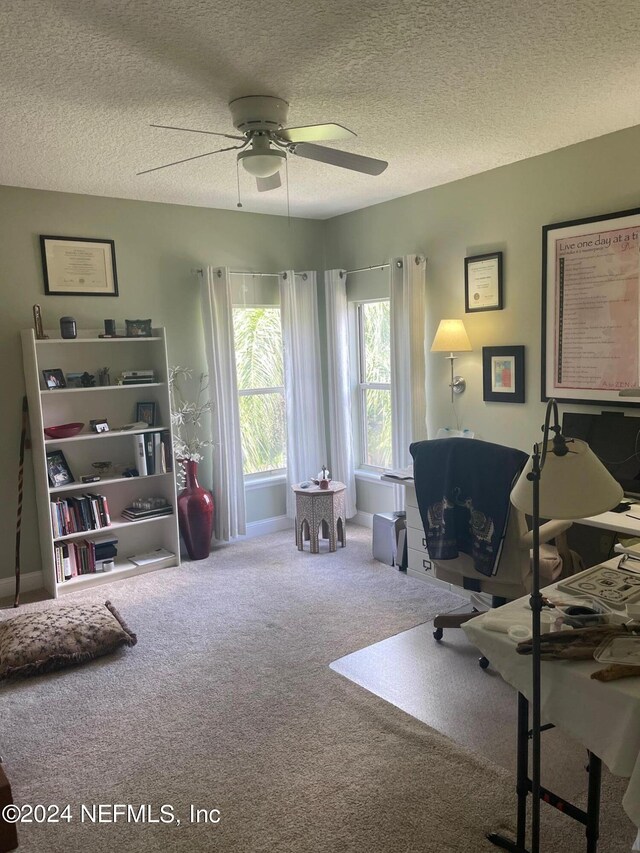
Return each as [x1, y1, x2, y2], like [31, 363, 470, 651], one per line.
[21, 327, 180, 597]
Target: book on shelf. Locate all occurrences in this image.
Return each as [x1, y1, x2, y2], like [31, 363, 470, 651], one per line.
[133, 433, 147, 476]
[50, 494, 112, 537]
[145, 433, 155, 476]
[121, 505, 173, 520]
[131, 430, 172, 477]
[54, 538, 110, 582]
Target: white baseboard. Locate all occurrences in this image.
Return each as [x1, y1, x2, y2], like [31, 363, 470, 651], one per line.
[352, 511, 373, 528]
[245, 515, 293, 538]
[0, 570, 44, 599]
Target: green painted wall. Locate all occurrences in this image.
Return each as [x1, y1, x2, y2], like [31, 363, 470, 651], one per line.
[323, 125, 640, 514]
[0, 186, 323, 581]
[3, 123, 640, 580]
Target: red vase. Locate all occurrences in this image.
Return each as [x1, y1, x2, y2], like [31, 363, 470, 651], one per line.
[177, 460, 214, 560]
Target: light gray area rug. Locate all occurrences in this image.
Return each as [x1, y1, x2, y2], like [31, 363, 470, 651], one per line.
[0, 526, 633, 851]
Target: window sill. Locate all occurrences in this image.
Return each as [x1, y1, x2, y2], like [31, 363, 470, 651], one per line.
[244, 474, 287, 491]
[355, 469, 395, 486]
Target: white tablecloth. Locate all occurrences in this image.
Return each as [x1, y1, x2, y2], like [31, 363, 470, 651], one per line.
[463, 563, 640, 849]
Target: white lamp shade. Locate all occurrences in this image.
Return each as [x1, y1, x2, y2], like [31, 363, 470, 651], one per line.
[511, 438, 623, 520]
[431, 319, 472, 353]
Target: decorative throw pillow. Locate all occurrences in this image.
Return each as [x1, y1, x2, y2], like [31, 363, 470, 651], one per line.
[0, 601, 136, 680]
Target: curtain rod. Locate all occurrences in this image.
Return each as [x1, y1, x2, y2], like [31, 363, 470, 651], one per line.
[342, 263, 392, 277]
[192, 268, 307, 279]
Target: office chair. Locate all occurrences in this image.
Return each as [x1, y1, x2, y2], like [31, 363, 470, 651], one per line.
[409, 438, 580, 667]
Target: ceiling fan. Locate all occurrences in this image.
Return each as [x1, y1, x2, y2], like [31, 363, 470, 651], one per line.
[138, 95, 388, 192]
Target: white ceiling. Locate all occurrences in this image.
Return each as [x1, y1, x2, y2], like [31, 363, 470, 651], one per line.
[2, 0, 639, 219]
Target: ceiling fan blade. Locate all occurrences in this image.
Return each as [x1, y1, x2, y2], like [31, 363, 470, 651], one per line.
[151, 123, 244, 141]
[278, 123, 356, 143]
[137, 143, 246, 175]
[292, 142, 388, 176]
[256, 173, 282, 192]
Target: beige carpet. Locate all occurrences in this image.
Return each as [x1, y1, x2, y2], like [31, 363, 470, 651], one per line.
[0, 525, 634, 851]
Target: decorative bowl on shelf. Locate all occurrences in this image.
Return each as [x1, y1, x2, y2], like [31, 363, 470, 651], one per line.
[43, 422, 84, 439]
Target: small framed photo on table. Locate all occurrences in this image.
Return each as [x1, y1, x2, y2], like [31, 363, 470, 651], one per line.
[483, 346, 525, 403]
[135, 402, 156, 426]
[465, 252, 503, 312]
[46, 450, 75, 487]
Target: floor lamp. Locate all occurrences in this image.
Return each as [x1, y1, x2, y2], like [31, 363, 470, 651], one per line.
[492, 398, 622, 853]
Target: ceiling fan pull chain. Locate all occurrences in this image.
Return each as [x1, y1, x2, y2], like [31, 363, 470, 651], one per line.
[236, 158, 243, 209]
[285, 155, 290, 226]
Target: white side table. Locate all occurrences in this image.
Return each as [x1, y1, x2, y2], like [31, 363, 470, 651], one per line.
[292, 482, 346, 553]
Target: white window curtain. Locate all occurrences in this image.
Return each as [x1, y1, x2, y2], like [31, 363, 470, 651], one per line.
[280, 270, 328, 518]
[324, 269, 357, 518]
[200, 266, 246, 540]
[390, 255, 428, 505]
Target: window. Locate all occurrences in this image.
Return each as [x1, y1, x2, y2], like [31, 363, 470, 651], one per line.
[355, 300, 392, 470]
[233, 306, 286, 477]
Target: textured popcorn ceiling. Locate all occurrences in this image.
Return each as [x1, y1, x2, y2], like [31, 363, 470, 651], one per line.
[1, 0, 639, 219]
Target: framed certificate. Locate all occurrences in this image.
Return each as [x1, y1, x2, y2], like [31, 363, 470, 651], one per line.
[542, 207, 640, 405]
[465, 252, 503, 313]
[40, 235, 119, 297]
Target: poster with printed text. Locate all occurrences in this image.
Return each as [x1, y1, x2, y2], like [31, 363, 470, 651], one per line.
[542, 208, 640, 405]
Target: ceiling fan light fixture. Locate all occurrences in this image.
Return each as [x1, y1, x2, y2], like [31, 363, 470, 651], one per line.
[238, 148, 286, 178]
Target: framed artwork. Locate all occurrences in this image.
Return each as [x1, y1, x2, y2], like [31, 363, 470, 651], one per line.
[135, 402, 156, 426]
[126, 319, 152, 337]
[40, 236, 118, 297]
[42, 368, 66, 389]
[46, 450, 74, 487]
[483, 346, 525, 403]
[465, 252, 503, 313]
[542, 207, 640, 405]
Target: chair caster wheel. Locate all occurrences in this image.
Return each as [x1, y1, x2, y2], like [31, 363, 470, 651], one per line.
[433, 627, 443, 642]
[479, 656, 490, 670]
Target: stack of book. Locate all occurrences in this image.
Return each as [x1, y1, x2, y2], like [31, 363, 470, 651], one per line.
[117, 370, 156, 385]
[94, 533, 118, 562]
[53, 534, 118, 582]
[50, 493, 111, 538]
[132, 430, 172, 476]
[121, 502, 173, 521]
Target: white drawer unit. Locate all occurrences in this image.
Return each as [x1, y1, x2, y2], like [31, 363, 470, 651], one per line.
[403, 483, 453, 589]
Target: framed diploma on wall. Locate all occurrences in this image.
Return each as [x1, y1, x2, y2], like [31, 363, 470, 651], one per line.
[40, 235, 119, 297]
[542, 207, 640, 406]
[464, 252, 503, 313]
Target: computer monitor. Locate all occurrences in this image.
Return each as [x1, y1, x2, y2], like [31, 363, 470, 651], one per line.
[562, 411, 640, 498]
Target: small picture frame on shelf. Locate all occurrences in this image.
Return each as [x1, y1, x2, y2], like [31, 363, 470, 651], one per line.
[90, 419, 110, 433]
[135, 402, 156, 427]
[42, 368, 66, 389]
[65, 372, 84, 388]
[46, 450, 74, 487]
[482, 345, 525, 404]
[126, 319, 152, 338]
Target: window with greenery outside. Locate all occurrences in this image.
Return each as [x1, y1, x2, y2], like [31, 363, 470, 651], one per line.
[357, 300, 392, 470]
[232, 306, 286, 476]
[168, 366, 213, 488]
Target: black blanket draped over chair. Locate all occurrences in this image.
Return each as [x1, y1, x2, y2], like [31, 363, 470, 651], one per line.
[409, 438, 528, 578]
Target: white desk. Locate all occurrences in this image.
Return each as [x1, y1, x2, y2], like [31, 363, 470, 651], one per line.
[578, 506, 640, 537]
[463, 561, 640, 849]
